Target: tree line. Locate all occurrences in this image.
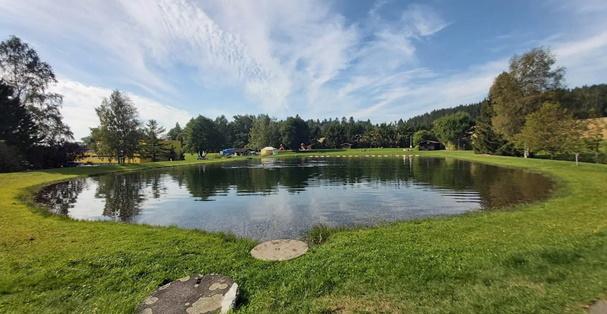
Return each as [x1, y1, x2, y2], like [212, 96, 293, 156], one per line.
[2, 34, 606, 171]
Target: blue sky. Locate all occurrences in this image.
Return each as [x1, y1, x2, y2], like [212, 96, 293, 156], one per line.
[1, 0, 607, 139]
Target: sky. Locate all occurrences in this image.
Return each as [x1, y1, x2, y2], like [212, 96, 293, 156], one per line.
[1, 0, 607, 139]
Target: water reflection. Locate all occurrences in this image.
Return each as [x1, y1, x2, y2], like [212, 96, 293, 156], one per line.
[37, 157, 553, 240]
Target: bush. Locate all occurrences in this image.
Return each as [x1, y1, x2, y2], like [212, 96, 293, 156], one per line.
[0, 142, 25, 172]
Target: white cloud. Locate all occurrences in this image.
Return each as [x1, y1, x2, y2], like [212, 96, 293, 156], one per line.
[52, 79, 191, 140]
[1, 0, 605, 127]
[552, 31, 607, 86]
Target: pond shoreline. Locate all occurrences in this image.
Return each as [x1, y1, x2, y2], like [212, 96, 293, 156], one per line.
[1, 149, 606, 313]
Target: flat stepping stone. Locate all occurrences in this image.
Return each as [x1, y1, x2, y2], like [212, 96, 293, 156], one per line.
[138, 274, 238, 314]
[589, 300, 607, 314]
[250, 239, 308, 261]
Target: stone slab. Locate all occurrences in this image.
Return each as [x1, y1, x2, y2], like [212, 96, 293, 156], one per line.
[138, 274, 238, 314]
[589, 300, 607, 314]
[250, 239, 308, 261]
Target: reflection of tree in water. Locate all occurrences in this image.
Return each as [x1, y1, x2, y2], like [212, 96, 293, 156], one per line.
[127, 157, 552, 209]
[37, 179, 86, 215]
[144, 171, 166, 199]
[94, 173, 146, 221]
[468, 164, 553, 208]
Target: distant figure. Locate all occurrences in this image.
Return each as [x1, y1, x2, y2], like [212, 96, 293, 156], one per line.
[300, 143, 306, 151]
[279, 144, 285, 151]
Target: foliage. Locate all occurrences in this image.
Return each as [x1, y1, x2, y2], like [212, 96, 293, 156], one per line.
[93, 91, 141, 164]
[183, 115, 222, 155]
[280, 115, 310, 150]
[432, 111, 473, 150]
[0, 36, 83, 170]
[516, 102, 584, 157]
[412, 130, 435, 147]
[0, 35, 72, 144]
[230, 115, 255, 148]
[557, 84, 607, 118]
[490, 48, 564, 140]
[247, 114, 280, 150]
[139, 120, 171, 162]
[0, 141, 25, 172]
[404, 102, 482, 131]
[166, 123, 183, 143]
[0, 82, 38, 152]
[471, 100, 517, 155]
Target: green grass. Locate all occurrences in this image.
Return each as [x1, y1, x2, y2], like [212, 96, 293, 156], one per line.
[1, 149, 606, 313]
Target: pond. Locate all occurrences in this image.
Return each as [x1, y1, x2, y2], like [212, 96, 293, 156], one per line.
[37, 157, 554, 240]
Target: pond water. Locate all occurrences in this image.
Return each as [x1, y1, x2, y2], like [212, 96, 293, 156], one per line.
[37, 157, 553, 240]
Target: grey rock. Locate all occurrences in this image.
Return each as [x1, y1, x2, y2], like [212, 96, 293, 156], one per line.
[138, 274, 238, 314]
[250, 239, 308, 261]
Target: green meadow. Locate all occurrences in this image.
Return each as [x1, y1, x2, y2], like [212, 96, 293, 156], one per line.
[1, 149, 606, 313]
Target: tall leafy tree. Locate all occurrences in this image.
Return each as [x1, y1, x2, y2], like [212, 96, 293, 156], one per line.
[0, 35, 72, 144]
[184, 115, 221, 156]
[490, 47, 564, 140]
[323, 122, 346, 148]
[230, 115, 255, 148]
[516, 102, 584, 158]
[93, 91, 141, 163]
[167, 123, 184, 143]
[471, 99, 514, 155]
[247, 115, 279, 150]
[140, 120, 169, 162]
[0, 82, 38, 150]
[280, 115, 310, 150]
[432, 112, 473, 150]
[214, 115, 230, 148]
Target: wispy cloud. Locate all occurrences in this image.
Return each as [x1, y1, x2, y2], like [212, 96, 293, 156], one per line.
[52, 79, 191, 139]
[0, 0, 606, 134]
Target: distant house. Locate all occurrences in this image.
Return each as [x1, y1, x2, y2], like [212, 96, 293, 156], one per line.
[418, 140, 444, 151]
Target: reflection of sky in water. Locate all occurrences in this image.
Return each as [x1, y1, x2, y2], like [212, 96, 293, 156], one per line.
[38, 157, 552, 240]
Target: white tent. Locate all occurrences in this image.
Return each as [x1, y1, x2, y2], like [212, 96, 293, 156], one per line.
[260, 147, 276, 157]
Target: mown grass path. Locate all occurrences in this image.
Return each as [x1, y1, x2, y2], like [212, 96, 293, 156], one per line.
[1, 150, 606, 313]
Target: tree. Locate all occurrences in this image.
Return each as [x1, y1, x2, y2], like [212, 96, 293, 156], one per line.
[516, 102, 584, 158]
[432, 112, 473, 150]
[93, 91, 141, 163]
[140, 120, 169, 162]
[214, 115, 230, 149]
[583, 118, 605, 162]
[0, 35, 72, 144]
[247, 115, 279, 150]
[509, 47, 564, 95]
[323, 122, 346, 148]
[184, 115, 221, 156]
[167, 123, 184, 143]
[280, 115, 310, 150]
[230, 115, 255, 148]
[0, 82, 38, 151]
[490, 48, 564, 141]
[412, 130, 435, 147]
[471, 99, 515, 155]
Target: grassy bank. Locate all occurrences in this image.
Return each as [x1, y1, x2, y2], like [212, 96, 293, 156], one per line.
[1, 149, 606, 313]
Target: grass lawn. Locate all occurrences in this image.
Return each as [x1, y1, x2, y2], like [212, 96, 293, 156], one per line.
[1, 149, 606, 313]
